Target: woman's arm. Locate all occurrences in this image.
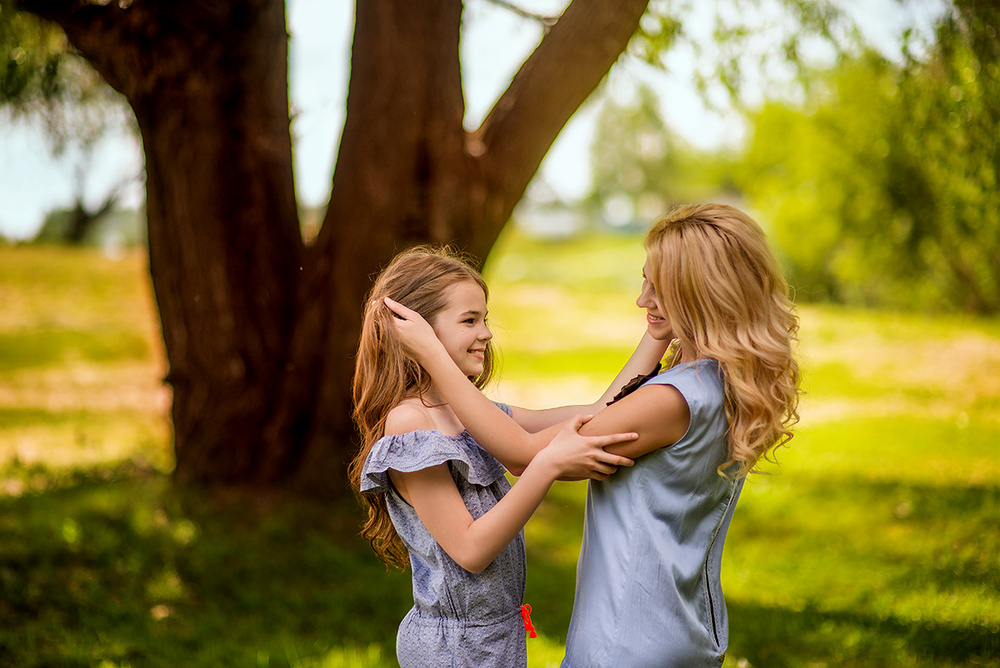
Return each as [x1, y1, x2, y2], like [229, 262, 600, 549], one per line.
[510, 332, 669, 432]
[389, 416, 633, 573]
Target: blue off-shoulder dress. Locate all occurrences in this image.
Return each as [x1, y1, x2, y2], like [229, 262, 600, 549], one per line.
[360, 403, 528, 668]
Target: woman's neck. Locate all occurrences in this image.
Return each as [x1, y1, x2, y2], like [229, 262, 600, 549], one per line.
[674, 340, 699, 364]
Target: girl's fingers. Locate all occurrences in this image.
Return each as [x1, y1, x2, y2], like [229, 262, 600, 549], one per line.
[383, 296, 419, 320]
[593, 451, 633, 467]
[607, 454, 634, 468]
[587, 463, 614, 477]
[589, 432, 638, 447]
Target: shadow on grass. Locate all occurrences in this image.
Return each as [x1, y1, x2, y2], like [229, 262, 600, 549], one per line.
[2, 466, 996, 667]
[729, 601, 1000, 668]
[0, 466, 411, 668]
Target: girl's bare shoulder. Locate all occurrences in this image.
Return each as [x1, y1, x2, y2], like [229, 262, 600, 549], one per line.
[385, 398, 437, 435]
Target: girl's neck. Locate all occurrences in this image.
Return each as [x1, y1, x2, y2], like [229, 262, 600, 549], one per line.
[422, 384, 448, 408]
[417, 385, 466, 435]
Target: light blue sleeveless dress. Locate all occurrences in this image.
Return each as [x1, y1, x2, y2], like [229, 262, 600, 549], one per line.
[562, 359, 743, 668]
[360, 403, 528, 667]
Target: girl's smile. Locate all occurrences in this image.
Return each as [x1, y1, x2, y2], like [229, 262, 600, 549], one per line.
[431, 280, 492, 377]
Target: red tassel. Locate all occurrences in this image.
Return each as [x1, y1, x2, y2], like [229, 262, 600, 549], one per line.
[521, 604, 537, 638]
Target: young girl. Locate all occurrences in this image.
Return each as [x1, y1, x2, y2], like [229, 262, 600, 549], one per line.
[386, 204, 802, 667]
[349, 246, 640, 668]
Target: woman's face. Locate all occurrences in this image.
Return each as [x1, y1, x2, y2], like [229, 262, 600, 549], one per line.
[637, 257, 676, 342]
[430, 280, 493, 377]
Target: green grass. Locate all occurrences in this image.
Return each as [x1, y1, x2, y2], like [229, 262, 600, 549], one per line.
[1, 234, 998, 667]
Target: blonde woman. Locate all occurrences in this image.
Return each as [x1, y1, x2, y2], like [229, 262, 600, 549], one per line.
[386, 204, 801, 667]
[349, 246, 640, 667]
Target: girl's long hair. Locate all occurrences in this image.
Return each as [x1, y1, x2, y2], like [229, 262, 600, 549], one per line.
[349, 245, 496, 569]
[645, 204, 801, 477]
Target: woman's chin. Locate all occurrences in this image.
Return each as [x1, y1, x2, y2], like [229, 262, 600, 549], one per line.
[647, 325, 673, 341]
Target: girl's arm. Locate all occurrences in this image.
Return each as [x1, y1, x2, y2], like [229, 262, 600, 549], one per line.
[510, 331, 669, 433]
[386, 297, 688, 465]
[385, 297, 569, 470]
[389, 415, 634, 573]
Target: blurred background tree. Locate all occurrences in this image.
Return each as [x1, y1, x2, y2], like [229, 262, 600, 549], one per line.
[738, 1, 999, 314]
[584, 81, 741, 232]
[0, 8, 140, 244]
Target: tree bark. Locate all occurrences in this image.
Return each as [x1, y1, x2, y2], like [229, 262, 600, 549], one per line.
[16, 0, 649, 498]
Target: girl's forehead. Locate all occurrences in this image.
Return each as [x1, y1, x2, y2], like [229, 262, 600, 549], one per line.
[442, 280, 486, 307]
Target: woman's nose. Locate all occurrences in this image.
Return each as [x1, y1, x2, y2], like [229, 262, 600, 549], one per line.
[636, 283, 653, 308]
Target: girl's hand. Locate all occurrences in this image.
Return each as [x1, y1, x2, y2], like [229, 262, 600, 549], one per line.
[384, 297, 443, 363]
[535, 415, 637, 481]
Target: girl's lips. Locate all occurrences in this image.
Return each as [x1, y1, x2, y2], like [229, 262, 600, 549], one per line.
[646, 313, 665, 323]
[468, 349, 485, 359]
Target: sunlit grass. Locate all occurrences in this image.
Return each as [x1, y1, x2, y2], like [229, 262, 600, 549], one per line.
[1, 235, 998, 666]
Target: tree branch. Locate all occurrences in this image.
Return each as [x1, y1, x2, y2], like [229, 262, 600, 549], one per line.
[472, 0, 649, 215]
[482, 0, 558, 25]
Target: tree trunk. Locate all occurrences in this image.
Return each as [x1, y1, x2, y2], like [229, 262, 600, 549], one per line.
[18, 0, 649, 498]
[28, 0, 306, 485]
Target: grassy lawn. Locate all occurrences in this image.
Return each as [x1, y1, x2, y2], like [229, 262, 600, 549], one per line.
[1, 234, 997, 667]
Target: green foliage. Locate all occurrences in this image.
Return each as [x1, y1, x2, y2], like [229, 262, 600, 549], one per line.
[629, 0, 859, 106]
[1, 5, 129, 143]
[0, 2, 65, 106]
[739, 5, 1000, 314]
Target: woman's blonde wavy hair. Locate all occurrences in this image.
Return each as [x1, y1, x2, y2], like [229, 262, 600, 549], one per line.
[645, 204, 801, 477]
[349, 245, 496, 569]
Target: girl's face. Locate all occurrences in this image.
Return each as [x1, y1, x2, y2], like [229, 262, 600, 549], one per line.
[637, 257, 676, 341]
[430, 280, 493, 377]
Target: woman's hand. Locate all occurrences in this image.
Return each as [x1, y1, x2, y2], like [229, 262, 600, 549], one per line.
[534, 415, 637, 481]
[384, 297, 444, 363]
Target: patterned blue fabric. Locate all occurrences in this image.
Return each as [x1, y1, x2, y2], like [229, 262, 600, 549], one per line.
[562, 359, 743, 668]
[360, 403, 528, 667]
